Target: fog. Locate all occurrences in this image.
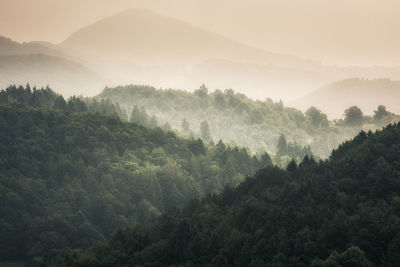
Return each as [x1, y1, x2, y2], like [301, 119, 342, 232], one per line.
[0, 0, 399, 117]
[1, 0, 400, 67]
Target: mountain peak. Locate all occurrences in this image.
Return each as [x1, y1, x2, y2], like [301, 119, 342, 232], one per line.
[59, 9, 302, 66]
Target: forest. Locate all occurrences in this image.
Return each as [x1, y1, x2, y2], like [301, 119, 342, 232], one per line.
[1, 2, 399, 266]
[65, 123, 400, 267]
[97, 84, 399, 159]
[0, 85, 271, 263]
[0, 84, 399, 266]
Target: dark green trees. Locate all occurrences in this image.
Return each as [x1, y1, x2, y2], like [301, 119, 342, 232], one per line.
[71, 123, 400, 266]
[0, 96, 267, 262]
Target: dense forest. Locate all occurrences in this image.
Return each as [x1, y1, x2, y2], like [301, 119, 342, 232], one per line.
[0, 85, 272, 263]
[1, 84, 399, 266]
[67, 123, 400, 267]
[97, 84, 399, 158]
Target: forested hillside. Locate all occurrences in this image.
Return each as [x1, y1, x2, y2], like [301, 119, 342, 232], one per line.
[97, 84, 398, 158]
[0, 86, 270, 262]
[70, 123, 400, 266]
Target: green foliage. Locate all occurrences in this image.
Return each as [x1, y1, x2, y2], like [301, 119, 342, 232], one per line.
[0, 101, 268, 262]
[0, 84, 127, 119]
[312, 246, 374, 267]
[97, 85, 353, 158]
[71, 123, 400, 266]
[200, 120, 211, 142]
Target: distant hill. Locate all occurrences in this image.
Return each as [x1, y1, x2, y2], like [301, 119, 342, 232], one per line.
[59, 9, 400, 101]
[97, 84, 362, 158]
[0, 54, 105, 96]
[0, 36, 106, 96]
[291, 78, 400, 119]
[0, 36, 69, 58]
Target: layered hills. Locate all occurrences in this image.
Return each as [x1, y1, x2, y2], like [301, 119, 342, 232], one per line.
[291, 78, 400, 119]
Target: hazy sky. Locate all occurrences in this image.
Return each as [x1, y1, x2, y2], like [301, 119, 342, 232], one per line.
[0, 0, 399, 67]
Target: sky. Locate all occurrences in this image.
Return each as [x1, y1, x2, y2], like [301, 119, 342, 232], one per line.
[0, 0, 399, 67]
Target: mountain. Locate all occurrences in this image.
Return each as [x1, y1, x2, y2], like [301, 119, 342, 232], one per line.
[0, 54, 106, 96]
[0, 85, 268, 262]
[60, 9, 309, 68]
[59, 9, 400, 101]
[0, 36, 69, 58]
[291, 78, 400, 119]
[0, 36, 107, 96]
[69, 123, 400, 266]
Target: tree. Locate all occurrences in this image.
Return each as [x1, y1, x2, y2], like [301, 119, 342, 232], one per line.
[344, 106, 363, 127]
[181, 119, 190, 132]
[188, 138, 206, 155]
[149, 114, 158, 128]
[67, 96, 87, 112]
[53, 95, 67, 110]
[286, 159, 297, 172]
[260, 152, 272, 167]
[162, 122, 172, 131]
[312, 246, 373, 267]
[194, 84, 208, 98]
[305, 107, 328, 128]
[374, 105, 389, 121]
[277, 134, 287, 155]
[214, 91, 226, 110]
[373, 105, 392, 126]
[200, 121, 211, 142]
[194, 84, 209, 108]
[129, 106, 148, 125]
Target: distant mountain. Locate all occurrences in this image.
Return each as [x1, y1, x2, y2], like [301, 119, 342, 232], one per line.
[0, 36, 71, 58]
[188, 59, 328, 100]
[60, 8, 313, 68]
[59, 9, 400, 101]
[291, 78, 400, 118]
[0, 54, 105, 96]
[0, 36, 106, 96]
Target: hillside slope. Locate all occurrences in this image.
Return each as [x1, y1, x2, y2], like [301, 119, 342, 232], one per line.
[71, 123, 400, 266]
[291, 78, 400, 119]
[0, 54, 105, 96]
[97, 84, 362, 158]
[0, 36, 106, 96]
[0, 36, 69, 58]
[0, 86, 268, 261]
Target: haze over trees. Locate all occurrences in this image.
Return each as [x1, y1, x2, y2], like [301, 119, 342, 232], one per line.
[96, 84, 399, 159]
[291, 78, 400, 118]
[2, 9, 400, 100]
[1, 2, 400, 266]
[0, 85, 272, 262]
[66, 123, 400, 267]
[0, 37, 105, 96]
